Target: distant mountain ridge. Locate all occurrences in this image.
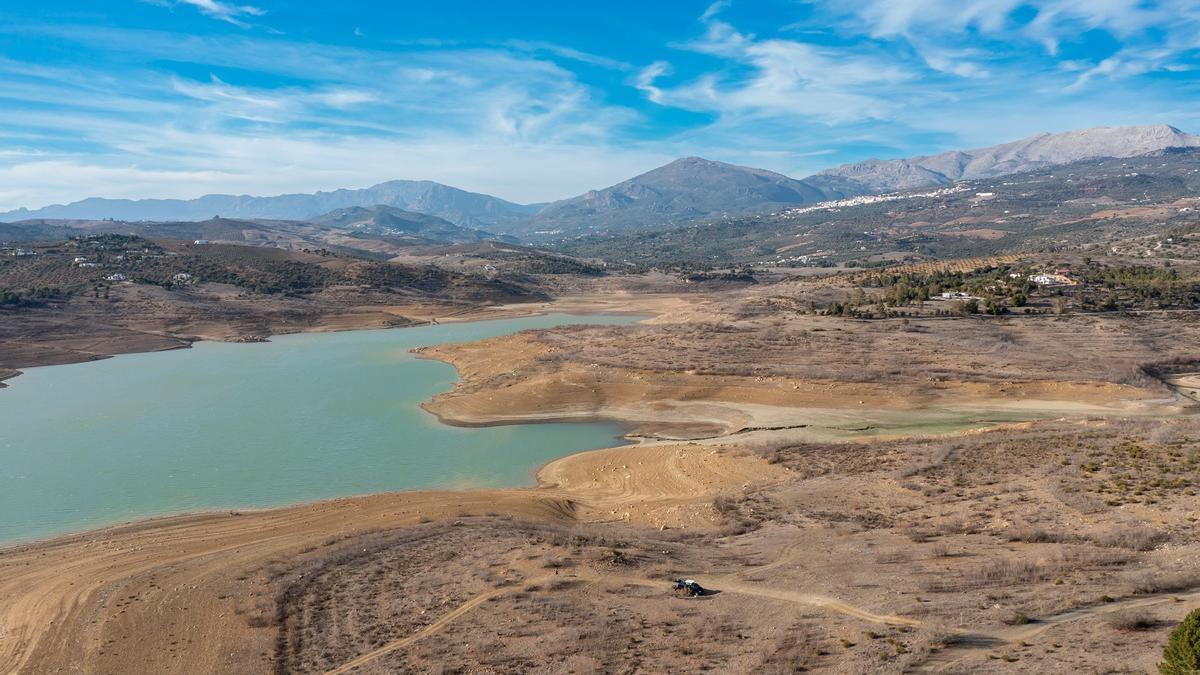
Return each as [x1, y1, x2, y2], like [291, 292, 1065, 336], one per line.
[807, 124, 1200, 197]
[512, 157, 826, 236]
[0, 180, 540, 230]
[0, 208, 507, 250]
[3, 124, 1197, 237]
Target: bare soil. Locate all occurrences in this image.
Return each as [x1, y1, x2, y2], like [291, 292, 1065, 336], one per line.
[2, 278, 1199, 674]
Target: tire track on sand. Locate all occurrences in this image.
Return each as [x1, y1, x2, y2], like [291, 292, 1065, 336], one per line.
[323, 575, 555, 675]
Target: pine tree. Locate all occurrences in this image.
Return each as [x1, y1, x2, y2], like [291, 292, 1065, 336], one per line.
[1160, 608, 1200, 675]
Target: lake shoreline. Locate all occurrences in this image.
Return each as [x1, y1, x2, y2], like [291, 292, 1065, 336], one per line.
[0, 292, 673, 388]
[0, 301, 541, 388]
[0, 310, 652, 546]
[4, 293, 1196, 673]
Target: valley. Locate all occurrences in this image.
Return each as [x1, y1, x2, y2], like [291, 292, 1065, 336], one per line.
[2, 124, 1200, 674]
[2, 284, 1198, 673]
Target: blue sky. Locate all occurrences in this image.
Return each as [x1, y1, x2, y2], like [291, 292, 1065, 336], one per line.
[1, 0, 1198, 210]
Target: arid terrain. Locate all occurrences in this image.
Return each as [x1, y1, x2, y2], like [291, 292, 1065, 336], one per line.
[2, 252, 1199, 673]
[2, 146, 1200, 673]
[6, 0, 1200, 667]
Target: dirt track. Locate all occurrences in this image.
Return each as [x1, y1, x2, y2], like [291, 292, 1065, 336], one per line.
[4, 291, 1198, 673]
[314, 542, 1200, 675]
[0, 438, 767, 674]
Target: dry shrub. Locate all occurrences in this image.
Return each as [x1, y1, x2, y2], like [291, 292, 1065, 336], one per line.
[1124, 569, 1200, 595]
[1105, 609, 1159, 631]
[1005, 528, 1074, 544]
[931, 516, 977, 536]
[710, 493, 760, 536]
[1089, 526, 1166, 551]
[246, 613, 274, 628]
[739, 438, 798, 464]
[542, 555, 572, 569]
[972, 549, 1131, 585]
[756, 626, 822, 674]
[875, 550, 912, 564]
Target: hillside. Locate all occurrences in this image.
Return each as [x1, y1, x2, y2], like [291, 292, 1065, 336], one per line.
[5, 125, 1198, 241]
[311, 205, 503, 244]
[808, 124, 1200, 197]
[557, 148, 1200, 268]
[0, 212, 510, 257]
[518, 157, 826, 237]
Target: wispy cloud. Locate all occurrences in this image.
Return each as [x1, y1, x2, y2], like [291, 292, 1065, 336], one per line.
[645, 17, 911, 123]
[817, 0, 1200, 82]
[0, 22, 663, 209]
[167, 0, 265, 27]
[700, 0, 731, 23]
[1, 2, 1197, 210]
[503, 40, 633, 72]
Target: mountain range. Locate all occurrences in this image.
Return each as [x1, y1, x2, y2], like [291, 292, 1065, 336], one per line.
[0, 181, 537, 231]
[0, 204, 506, 251]
[3, 125, 1197, 237]
[511, 156, 826, 237]
[806, 124, 1200, 197]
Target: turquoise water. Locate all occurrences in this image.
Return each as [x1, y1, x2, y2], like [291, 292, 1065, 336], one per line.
[0, 314, 636, 544]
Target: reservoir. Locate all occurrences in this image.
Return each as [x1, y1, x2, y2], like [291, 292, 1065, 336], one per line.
[0, 313, 636, 544]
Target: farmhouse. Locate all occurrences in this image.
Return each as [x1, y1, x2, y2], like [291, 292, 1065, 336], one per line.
[1031, 273, 1077, 287]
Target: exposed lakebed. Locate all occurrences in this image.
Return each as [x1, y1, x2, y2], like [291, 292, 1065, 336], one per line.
[0, 313, 637, 543]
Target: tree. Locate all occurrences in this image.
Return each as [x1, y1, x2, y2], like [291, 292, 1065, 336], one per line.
[852, 287, 867, 306]
[1160, 608, 1200, 675]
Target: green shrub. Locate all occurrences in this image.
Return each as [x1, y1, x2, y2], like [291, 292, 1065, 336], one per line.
[1160, 608, 1200, 675]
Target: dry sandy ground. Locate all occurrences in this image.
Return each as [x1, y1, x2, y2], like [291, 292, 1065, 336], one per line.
[6, 419, 1195, 674]
[0, 440, 766, 674]
[2, 287, 1198, 674]
[418, 331, 1172, 442]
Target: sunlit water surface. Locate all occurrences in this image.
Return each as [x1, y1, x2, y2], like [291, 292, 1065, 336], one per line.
[0, 314, 637, 543]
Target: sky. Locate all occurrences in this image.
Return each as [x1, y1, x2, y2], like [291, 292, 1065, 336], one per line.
[1, 1, 1199, 210]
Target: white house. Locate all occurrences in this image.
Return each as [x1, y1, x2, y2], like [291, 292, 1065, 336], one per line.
[1031, 273, 1075, 287]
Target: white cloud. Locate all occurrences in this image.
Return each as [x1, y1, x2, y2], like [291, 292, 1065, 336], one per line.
[0, 27, 662, 209]
[846, 0, 1023, 37]
[176, 0, 265, 26]
[822, 0, 1200, 76]
[170, 76, 379, 122]
[700, 0, 731, 22]
[634, 61, 670, 104]
[646, 19, 911, 123]
[2, 3, 1198, 212]
[0, 133, 675, 210]
[909, 42, 991, 78]
[502, 40, 633, 72]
